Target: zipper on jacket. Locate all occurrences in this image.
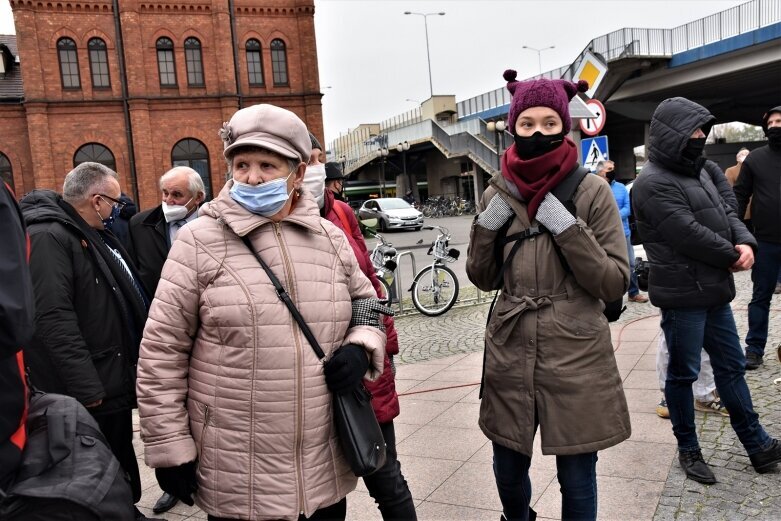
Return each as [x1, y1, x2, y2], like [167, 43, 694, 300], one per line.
[202, 405, 210, 442]
[274, 222, 307, 514]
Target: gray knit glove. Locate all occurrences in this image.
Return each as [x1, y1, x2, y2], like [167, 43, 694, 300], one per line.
[477, 194, 514, 231]
[535, 192, 577, 235]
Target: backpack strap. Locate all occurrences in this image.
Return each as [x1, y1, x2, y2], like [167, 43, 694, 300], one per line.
[547, 164, 589, 272]
[493, 164, 588, 286]
[491, 224, 544, 289]
[331, 202, 353, 234]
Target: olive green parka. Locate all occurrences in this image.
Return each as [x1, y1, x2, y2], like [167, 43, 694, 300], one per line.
[467, 172, 631, 456]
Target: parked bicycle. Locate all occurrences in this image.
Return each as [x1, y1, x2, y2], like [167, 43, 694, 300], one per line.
[410, 225, 460, 316]
[368, 230, 398, 302]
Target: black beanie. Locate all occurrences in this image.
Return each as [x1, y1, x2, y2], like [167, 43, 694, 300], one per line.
[762, 106, 781, 134]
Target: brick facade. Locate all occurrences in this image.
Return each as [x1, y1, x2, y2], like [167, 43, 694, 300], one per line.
[5, 0, 323, 208]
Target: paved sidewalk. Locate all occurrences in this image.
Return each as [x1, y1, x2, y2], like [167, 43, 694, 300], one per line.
[133, 272, 781, 520]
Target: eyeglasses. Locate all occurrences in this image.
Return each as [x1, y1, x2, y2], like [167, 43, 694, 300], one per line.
[95, 193, 127, 210]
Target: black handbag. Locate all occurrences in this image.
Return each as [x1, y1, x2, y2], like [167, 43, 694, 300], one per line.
[239, 235, 387, 477]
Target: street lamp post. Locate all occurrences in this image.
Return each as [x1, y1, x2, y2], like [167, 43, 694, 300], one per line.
[338, 154, 346, 175]
[376, 147, 389, 197]
[521, 45, 555, 75]
[396, 141, 411, 197]
[486, 120, 507, 163]
[404, 11, 445, 99]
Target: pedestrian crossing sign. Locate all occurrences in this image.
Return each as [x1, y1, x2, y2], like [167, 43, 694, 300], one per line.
[581, 136, 609, 172]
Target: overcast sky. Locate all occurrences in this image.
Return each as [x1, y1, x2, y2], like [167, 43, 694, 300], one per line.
[1, 0, 745, 144]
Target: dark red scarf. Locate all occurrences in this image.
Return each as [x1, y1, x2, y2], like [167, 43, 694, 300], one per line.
[501, 137, 578, 220]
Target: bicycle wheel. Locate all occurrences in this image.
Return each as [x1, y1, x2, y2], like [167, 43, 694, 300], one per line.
[376, 276, 392, 304]
[411, 264, 460, 316]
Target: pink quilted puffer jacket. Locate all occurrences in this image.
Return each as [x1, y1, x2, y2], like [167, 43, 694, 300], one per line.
[136, 185, 386, 520]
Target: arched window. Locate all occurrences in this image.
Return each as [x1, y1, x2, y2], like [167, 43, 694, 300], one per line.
[0, 153, 13, 192]
[270, 39, 288, 86]
[172, 139, 211, 199]
[74, 143, 116, 171]
[57, 37, 80, 89]
[184, 37, 204, 86]
[88, 38, 110, 88]
[156, 37, 177, 87]
[245, 39, 264, 86]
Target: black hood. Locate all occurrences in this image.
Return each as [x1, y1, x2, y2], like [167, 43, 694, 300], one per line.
[20, 190, 75, 226]
[762, 105, 781, 134]
[648, 97, 715, 174]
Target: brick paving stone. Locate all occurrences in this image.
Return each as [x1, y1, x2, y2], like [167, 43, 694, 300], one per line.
[652, 271, 781, 520]
[400, 271, 781, 521]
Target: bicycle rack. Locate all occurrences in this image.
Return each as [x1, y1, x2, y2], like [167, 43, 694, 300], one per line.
[392, 250, 417, 314]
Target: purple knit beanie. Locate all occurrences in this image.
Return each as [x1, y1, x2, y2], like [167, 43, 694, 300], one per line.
[504, 70, 589, 135]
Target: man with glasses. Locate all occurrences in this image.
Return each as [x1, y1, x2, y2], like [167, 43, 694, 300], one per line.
[20, 162, 161, 521]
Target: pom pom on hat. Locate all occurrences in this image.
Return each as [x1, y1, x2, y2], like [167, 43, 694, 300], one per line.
[503, 69, 590, 135]
[504, 69, 520, 95]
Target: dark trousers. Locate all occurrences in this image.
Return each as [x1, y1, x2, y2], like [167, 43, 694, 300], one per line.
[492, 442, 598, 521]
[626, 235, 640, 297]
[362, 421, 417, 521]
[661, 304, 771, 454]
[746, 239, 781, 357]
[207, 498, 346, 521]
[93, 409, 142, 503]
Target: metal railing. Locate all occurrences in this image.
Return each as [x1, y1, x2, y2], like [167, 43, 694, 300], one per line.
[330, 0, 780, 174]
[457, 0, 781, 118]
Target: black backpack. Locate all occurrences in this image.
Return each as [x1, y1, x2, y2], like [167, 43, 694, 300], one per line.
[0, 391, 135, 521]
[492, 165, 626, 322]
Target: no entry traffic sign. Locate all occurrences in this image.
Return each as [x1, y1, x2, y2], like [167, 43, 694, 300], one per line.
[580, 99, 606, 136]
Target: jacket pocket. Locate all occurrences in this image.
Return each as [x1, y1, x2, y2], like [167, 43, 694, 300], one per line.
[189, 401, 211, 459]
[90, 345, 126, 398]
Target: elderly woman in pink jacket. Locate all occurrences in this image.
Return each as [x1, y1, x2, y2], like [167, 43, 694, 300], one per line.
[136, 104, 387, 521]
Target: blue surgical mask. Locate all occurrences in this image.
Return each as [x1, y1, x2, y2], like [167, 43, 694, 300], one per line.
[229, 171, 295, 217]
[98, 197, 121, 231]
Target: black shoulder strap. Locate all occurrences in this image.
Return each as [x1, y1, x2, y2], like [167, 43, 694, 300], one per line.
[548, 164, 589, 272]
[492, 164, 589, 288]
[240, 235, 326, 360]
[551, 164, 590, 214]
[491, 224, 543, 289]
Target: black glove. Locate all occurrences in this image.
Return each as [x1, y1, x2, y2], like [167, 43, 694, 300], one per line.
[324, 344, 370, 394]
[155, 461, 198, 506]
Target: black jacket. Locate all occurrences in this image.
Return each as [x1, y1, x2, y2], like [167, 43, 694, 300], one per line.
[111, 192, 138, 250]
[633, 97, 756, 309]
[21, 190, 148, 415]
[733, 130, 781, 243]
[127, 205, 169, 296]
[0, 182, 33, 489]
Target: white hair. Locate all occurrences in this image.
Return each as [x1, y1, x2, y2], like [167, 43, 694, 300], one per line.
[62, 162, 118, 203]
[159, 166, 205, 196]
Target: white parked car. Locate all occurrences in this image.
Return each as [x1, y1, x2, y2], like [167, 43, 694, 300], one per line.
[358, 198, 424, 232]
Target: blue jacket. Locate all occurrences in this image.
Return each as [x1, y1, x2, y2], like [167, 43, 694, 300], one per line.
[610, 180, 630, 237]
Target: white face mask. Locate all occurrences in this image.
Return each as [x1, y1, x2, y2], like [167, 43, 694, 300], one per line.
[303, 164, 326, 209]
[162, 197, 194, 223]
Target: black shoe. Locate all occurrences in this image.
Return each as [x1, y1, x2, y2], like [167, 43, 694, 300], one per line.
[152, 491, 179, 514]
[750, 439, 781, 473]
[679, 450, 717, 484]
[134, 506, 166, 521]
[745, 351, 763, 370]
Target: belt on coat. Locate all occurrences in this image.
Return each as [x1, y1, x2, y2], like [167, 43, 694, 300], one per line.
[490, 292, 569, 345]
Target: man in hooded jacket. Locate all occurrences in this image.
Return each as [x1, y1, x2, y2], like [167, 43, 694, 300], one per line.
[733, 106, 781, 369]
[632, 97, 781, 485]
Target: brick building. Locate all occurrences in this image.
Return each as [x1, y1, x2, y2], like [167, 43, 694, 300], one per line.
[1, 0, 323, 208]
